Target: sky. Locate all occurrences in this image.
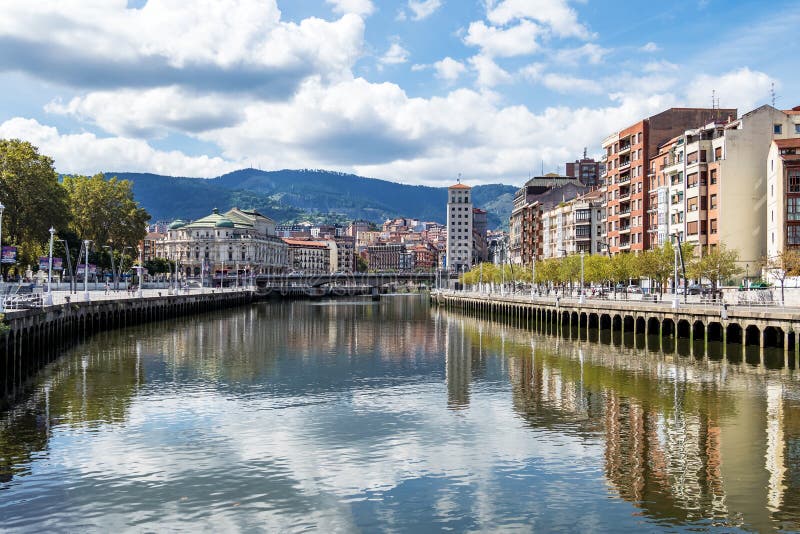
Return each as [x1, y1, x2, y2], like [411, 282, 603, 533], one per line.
[0, 0, 797, 187]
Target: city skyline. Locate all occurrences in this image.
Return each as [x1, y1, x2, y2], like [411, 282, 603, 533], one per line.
[0, 0, 796, 185]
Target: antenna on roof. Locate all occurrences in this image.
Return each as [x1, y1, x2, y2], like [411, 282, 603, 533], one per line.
[583, 147, 587, 159]
[457, 172, 461, 184]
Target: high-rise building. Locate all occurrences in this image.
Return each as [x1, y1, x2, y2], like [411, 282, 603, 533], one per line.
[566, 149, 602, 187]
[446, 182, 473, 273]
[472, 208, 488, 263]
[602, 107, 736, 255]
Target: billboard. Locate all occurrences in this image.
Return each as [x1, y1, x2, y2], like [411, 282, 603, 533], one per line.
[40, 257, 65, 271]
[76, 263, 98, 275]
[1, 246, 17, 264]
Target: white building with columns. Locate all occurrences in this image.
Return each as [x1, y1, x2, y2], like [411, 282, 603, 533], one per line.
[158, 207, 288, 278]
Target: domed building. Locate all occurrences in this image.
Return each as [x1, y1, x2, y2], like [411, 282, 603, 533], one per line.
[158, 207, 289, 281]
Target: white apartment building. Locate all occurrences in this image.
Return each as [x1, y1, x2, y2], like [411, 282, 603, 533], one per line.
[446, 183, 473, 273]
[767, 137, 800, 259]
[541, 190, 604, 258]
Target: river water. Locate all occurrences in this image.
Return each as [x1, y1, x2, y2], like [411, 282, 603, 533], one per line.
[1, 296, 799, 532]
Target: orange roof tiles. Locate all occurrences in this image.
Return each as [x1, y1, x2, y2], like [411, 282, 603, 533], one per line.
[449, 183, 471, 189]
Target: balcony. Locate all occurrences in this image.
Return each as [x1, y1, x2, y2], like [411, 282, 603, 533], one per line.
[618, 143, 631, 155]
[618, 160, 631, 171]
[618, 173, 631, 183]
[618, 188, 631, 201]
[618, 225, 631, 234]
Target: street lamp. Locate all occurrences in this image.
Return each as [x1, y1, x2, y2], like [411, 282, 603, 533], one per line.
[44, 227, 55, 306]
[83, 239, 92, 302]
[579, 250, 585, 304]
[137, 241, 144, 298]
[102, 245, 118, 292]
[0, 202, 4, 289]
[671, 235, 679, 309]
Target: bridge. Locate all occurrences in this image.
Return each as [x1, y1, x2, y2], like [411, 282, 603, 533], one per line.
[254, 272, 437, 289]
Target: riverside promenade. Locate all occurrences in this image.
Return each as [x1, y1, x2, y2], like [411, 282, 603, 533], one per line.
[433, 289, 800, 357]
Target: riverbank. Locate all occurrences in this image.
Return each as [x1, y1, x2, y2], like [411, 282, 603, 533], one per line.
[432, 290, 800, 362]
[0, 289, 254, 406]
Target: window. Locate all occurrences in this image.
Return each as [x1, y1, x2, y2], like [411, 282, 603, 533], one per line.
[710, 169, 717, 184]
[714, 147, 722, 160]
[710, 194, 717, 209]
[789, 197, 800, 221]
[796, 124, 800, 134]
[710, 219, 718, 234]
[789, 171, 800, 193]
[786, 226, 800, 245]
[687, 221, 698, 234]
[774, 124, 783, 135]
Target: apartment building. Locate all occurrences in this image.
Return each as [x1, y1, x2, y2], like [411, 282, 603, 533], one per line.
[566, 150, 602, 187]
[767, 138, 800, 258]
[541, 190, 604, 258]
[602, 107, 735, 255]
[446, 182, 473, 273]
[509, 177, 587, 265]
[283, 239, 331, 273]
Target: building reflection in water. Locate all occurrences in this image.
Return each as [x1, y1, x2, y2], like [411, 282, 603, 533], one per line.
[447, 310, 800, 532]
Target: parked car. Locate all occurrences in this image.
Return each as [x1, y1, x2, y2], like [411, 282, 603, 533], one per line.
[626, 285, 643, 293]
[687, 283, 712, 295]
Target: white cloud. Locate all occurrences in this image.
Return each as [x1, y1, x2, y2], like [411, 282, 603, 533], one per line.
[433, 57, 466, 82]
[640, 41, 660, 52]
[407, 0, 442, 20]
[485, 0, 590, 39]
[326, 0, 375, 17]
[464, 19, 542, 58]
[542, 73, 602, 95]
[45, 87, 244, 138]
[380, 42, 410, 65]
[0, 0, 366, 93]
[555, 43, 609, 65]
[468, 55, 513, 87]
[518, 62, 545, 82]
[685, 67, 774, 112]
[0, 117, 237, 177]
[642, 60, 679, 73]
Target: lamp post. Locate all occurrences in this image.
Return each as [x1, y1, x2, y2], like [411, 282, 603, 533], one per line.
[137, 241, 144, 298]
[579, 250, 585, 304]
[83, 239, 91, 302]
[0, 202, 4, 308]
[531, 259, 536, 299]
[672, 236, 679, 309]
[44, 227, 55, 306]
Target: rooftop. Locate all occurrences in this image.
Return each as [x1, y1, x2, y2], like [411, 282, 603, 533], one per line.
[449, 183, 471, 189]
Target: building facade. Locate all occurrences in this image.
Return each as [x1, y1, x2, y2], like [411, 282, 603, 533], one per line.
[602, 107, 736, 255]
[767, 138, 800, 259]
[283, 238, 331, 273]
[566, 150, 602, 187]
[159, 208, 288, 277]
[446, 183, 473, 273]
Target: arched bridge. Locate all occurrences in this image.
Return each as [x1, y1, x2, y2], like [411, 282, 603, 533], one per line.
[255, 272, 437, 289]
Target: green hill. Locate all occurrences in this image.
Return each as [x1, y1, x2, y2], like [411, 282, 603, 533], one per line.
[107, 169, 518, 229]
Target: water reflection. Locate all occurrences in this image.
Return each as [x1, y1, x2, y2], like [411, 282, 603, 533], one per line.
[0, 297, 798, 532]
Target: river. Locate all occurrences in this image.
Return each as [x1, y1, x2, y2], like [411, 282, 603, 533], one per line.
[1, 296, 799, 532]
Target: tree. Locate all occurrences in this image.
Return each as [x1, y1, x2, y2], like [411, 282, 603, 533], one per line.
[692, 244, 743, 292]
[762, 249, 800, 305]
[585, 254, 612, 287]
[61, 174, 150, 250]
[356, 254, 368, 272]
[0, 139, 71, 267]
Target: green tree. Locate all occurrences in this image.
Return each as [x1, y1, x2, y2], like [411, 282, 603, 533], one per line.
[0, 139, 71, 267]
[61, 173, 150, 249]
[356, 254, 368, 272]
[585, 254, 611, 286]
[692, 244, 743, 292]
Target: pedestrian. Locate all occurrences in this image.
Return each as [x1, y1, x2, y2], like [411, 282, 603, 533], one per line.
[105, 281, 110, 295]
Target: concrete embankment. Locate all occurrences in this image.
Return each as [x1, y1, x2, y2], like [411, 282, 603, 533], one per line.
[0, 290, 253, 405]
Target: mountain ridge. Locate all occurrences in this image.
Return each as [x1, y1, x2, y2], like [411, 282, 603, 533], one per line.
[105, 168, 518, 230]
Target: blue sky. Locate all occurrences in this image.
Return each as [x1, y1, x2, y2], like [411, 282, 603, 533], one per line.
[0, 0, 796, 186]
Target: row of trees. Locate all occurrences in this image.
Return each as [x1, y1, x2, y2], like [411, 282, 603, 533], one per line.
[460, 242, 746, 295]
[0, 139, 150, 277]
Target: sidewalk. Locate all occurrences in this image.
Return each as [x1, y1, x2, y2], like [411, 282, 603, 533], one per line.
[44, 286, 254, 305]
